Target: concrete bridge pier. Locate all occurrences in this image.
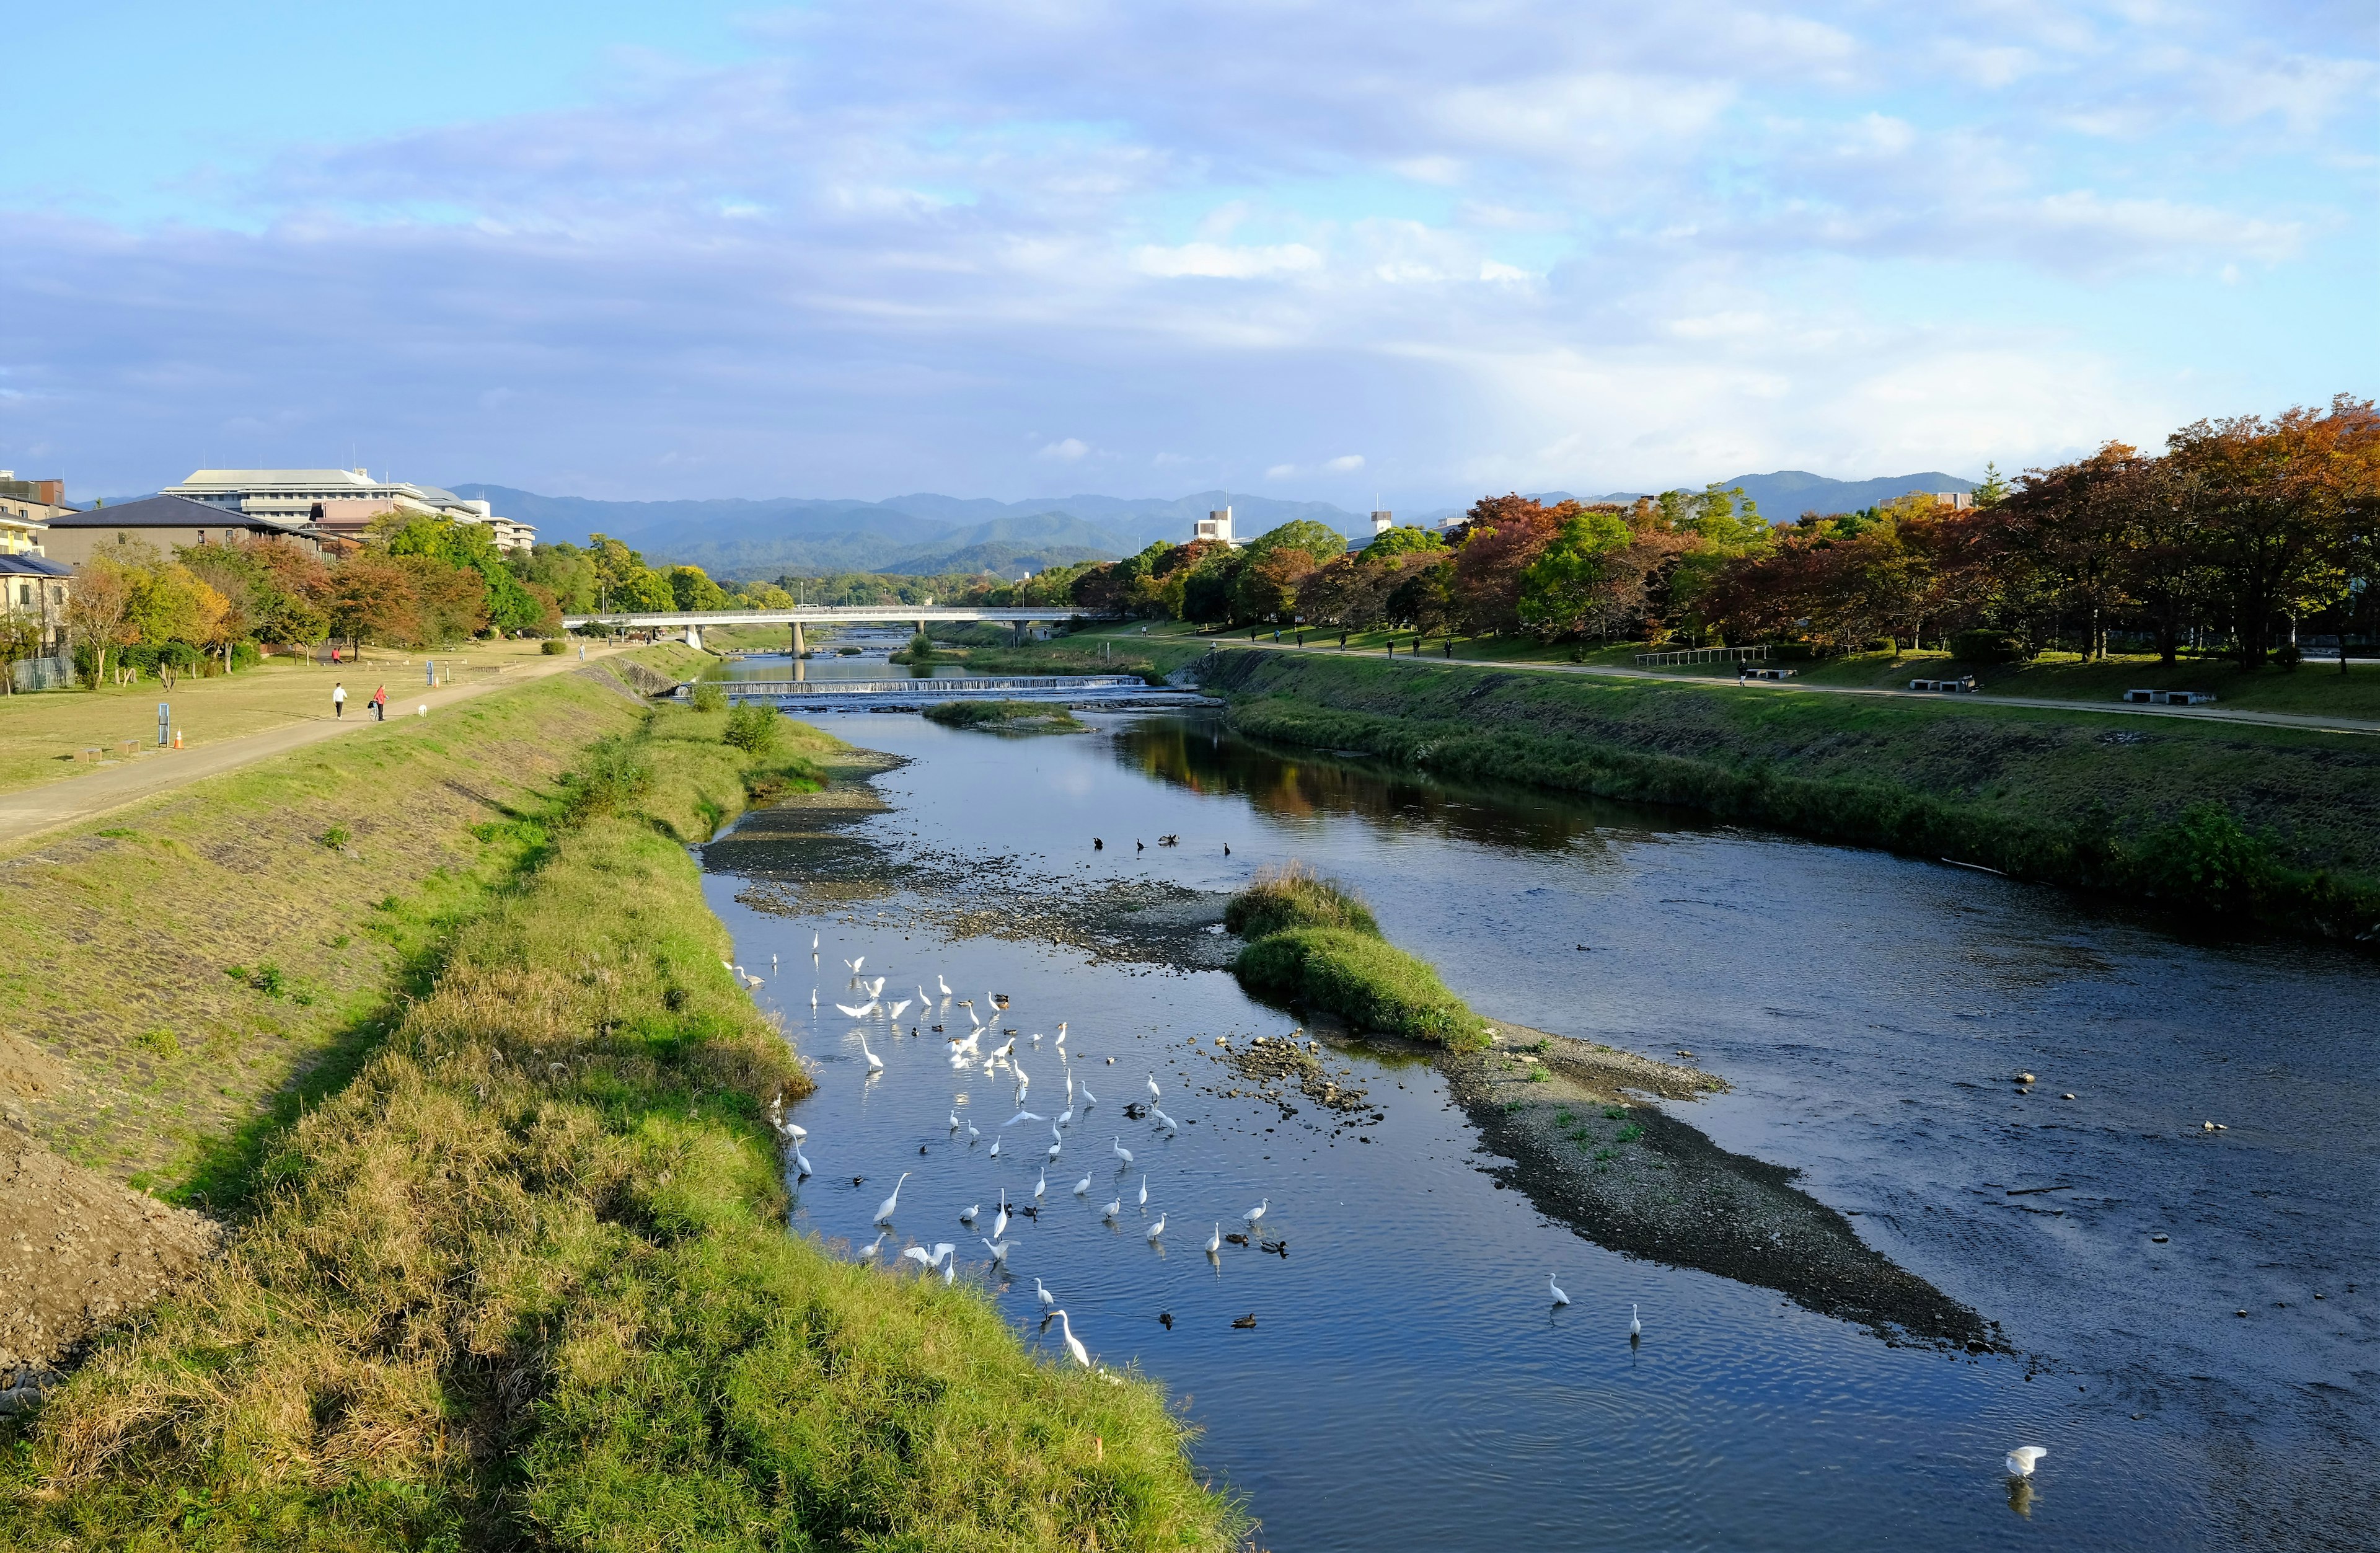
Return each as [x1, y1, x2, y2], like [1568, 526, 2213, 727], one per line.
[685, 624, 705, 651]
[791, 620, 807, 681]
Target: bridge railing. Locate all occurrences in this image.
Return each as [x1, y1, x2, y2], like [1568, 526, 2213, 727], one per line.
[683, 675, 1149, 699]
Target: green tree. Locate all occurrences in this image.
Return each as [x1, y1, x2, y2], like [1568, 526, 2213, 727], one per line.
[1359, 525, 1443, 563]
[586, 534, 673, 613]
[666, 565, 732, 611]
[1518, 509, 1636, 638]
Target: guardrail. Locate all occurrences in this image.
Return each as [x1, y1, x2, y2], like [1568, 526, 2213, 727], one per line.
[1634, 646, 1772, 666]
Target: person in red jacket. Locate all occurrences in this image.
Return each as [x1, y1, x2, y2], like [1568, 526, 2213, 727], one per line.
[371, 684, 387, 722]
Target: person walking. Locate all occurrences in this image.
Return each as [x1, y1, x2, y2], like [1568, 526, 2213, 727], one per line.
[332, 682, 346, 718]
[371, 684, 387, 722]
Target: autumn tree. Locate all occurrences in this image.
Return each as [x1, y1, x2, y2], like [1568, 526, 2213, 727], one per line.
[1450, 494, 1576, 634]
[64, 557, 134, 684]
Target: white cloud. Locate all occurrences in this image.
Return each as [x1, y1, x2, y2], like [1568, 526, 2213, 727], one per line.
[1323, 454, 1365, 472]
[1264, 463, 1298, 480]
[1131, 242, 1324, 280]
[1036, 438, 1090, 461]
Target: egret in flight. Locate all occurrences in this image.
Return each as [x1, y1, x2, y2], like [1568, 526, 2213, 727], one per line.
[2006, 1446, 2047, 1479]
[844, 955, 865, 973]
[873, 1172, 910, 1226]
[888, 998, 912, 1021]
[1003, 1109, 1044, 1128]
[837, 1001, 876, 1019]
[982, 1237, 1015, 1268]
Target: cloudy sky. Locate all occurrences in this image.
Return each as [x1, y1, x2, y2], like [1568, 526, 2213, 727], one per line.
[2, 0, 2371, 508]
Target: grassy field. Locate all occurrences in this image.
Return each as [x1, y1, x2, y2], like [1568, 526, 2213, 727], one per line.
[4, 663, 1235, 1550]
[0, 638, 610, 799]
[0, 645, 704, 1195]
[1224, 866, 1482, 1047]
[1203, 648, 2380, 940]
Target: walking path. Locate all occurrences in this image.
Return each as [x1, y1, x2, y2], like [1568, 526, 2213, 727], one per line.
[1210, 639, 2380, 737]
[0, 649, 631, 849]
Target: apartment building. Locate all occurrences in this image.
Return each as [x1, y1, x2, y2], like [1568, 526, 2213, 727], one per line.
[160, 469, 536, 552]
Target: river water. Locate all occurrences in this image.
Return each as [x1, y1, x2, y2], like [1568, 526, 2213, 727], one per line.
[699, 710, 2378, 1552]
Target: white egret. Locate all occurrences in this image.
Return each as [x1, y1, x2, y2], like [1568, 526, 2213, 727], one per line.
[811, 932, 819, 952]
[1056, 1021, 1068, 1045]
[888, 998, 913, 1021]
[777, 1118, 806, 1142]
[959, 1203, 979, 1226]
[1075, 1174, 1092, 1197]
[1137, 1175, 1149, 1208]
[989, 1138, 1001, 1157]
[793, 1144, 813, 1178]
[1629, 1304, 1642, 1341]
[948, 1112, 962, 1131]
[836, 1001, 876, 1019]
[1035, 1276, 1056, 1308]
[1049, 1307, 1090, 1368]
[810, 989, 819, 1009]
[858, 1032, 883, 1072]
[1145, 1213, 1166, 1242]
[938, 975, 953, 998]
[1034, 1168, 1047, 1202]
[873, 1172, 910, 1226]
[866, 976, 886, 998]
[1113, 1137, 1134, 1168]
[1243, 1198, 1268, 1230]
[1054, 1107, 1073, 1130]
[859, 1231, 886, 1261]
[1080, 1083, 1096, 1109]
[992, 1191, 1009, 1241]
[844, 956, 865, 973]
[966, 1124, 981, 1144]
[899, 1245, 935, 1270]
[1147, 1073, 1161, 1099]
[1204, 1223, 1221, 1254]
[1102, 1196, 1121, 1221]
[1065, 1073, 1075, 1105]
[722, 958, 736, 975]
[2006, 1446, 2047, 1478]
[1549, 1273, 1570, 1306]
[1152, 1105, 1178, 1133]
[982, 1237, 1014, 1267]
[1003, 1110, 1044, 1128]
[772, 953, 778, 972]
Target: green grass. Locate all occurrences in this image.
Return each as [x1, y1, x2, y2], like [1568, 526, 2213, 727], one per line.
[1222, 861, 1380, 939]
[1224, 865, 1484, 1048]
[922, 699, 1088, 732]
[3, 702, 1236, 1551]
[1204, 648, 2380, 945]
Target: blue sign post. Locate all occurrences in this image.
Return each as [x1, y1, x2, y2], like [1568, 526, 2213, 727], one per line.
[426, 660, 436, 687]
[157, 702, 170, 748]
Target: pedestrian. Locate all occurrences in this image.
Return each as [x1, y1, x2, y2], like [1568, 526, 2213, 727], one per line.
[332, 681, 346, 718]
[371, 684, 387, 722]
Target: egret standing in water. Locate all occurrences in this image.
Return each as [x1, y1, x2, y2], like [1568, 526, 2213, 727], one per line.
[1147, 1073, 1161, 1099]
[1137, 1175, 1149, 1208]
[1035, 1276, 1056, 1307]
[1205, 1223, 1222, 1255]
[982, 1237, 1015, 1268]
[2006, 1446, 2047, 1478]
[1034, 1168, 1047, 1203]
[1113, 1137, 1134, 1169]
[1244, 1198, 1269, 1231]
[1146, 1213, 1166, 1243]
[1630, 1303, 1642, 1343]
[873, 1172, 910, 1226]
[1549, 1273, 1570, 1306]
[858, 1032, 884, 1072]
[1048, 1308, 1090, 1368]
[858, 1231, 885, 1262]
[1075, 1172, 1092, 1197]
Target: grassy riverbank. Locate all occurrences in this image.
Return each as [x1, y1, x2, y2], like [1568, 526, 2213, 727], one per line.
[1226, 867, 1484, 1048]
[1202, 650, 2380, 942]
[4, 692, 1235, 1549]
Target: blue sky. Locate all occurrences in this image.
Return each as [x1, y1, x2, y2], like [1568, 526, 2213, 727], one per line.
[2, 0, 2371, 509]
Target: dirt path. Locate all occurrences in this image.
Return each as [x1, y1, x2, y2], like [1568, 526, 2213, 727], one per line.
[1211, 639, 2380, 737]
[0, 648, 635, 851]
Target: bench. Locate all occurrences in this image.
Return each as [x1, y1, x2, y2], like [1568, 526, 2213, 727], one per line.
[2122, 689, 2217, 706]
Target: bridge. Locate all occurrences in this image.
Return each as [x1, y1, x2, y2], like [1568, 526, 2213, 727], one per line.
[685, 674, 1178, 709]
[558, 606, 1111, 652]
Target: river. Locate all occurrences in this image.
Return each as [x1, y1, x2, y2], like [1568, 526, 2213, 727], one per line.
[698, 707, 2378, 1552]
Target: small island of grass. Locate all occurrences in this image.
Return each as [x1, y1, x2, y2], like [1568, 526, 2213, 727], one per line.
[923, 698, 1088, 733]
[1225, 863, 1486, 1049]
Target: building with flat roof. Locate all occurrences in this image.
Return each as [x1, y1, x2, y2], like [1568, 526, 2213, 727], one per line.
[1193, 506, 1242, 547]
[0, 471, 72, 546]
[36, 494, 328, 566]
[160, 469, 535, 552]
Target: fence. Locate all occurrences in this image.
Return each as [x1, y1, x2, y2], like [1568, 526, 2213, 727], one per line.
[9, 655, 74, 692]
[1633, 645, 1771, 667]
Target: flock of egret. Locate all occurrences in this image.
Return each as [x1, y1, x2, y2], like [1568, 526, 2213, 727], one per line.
[744, 936, 2053, 1487]
[751, 940, 1287, 1373]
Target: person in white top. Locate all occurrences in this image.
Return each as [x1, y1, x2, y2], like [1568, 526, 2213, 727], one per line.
[332, 683, 347, 718]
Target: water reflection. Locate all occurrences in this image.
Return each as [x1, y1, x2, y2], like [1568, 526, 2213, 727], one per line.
[1112, 718, 1684, 859]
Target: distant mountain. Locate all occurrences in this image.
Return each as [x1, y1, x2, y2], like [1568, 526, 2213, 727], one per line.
[1409, 471, 1978, 526]
[452, 484, 1365, 577]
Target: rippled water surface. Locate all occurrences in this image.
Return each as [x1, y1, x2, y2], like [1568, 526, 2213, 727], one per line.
[702, 712, 2379, 1552]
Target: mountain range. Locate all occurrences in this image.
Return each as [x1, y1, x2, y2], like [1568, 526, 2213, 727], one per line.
[449, 471, 1979, 578]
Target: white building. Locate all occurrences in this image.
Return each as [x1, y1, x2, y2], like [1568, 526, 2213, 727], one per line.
[1193, 506, 1240, 547]
[160, 469, 536, 552]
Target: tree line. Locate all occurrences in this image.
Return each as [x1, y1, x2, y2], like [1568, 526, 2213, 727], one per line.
[1030, 395, 2377, 667]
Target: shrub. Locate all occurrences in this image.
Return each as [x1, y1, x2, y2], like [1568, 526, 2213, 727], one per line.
[690, 680, 729, 713]
[1948, 629, 2029, 664]
[2128, 802, 2278, 913]
[922, 699, 1084, 731]
[2276, 643, 2303, 671]
[136, 1027, 181, 1060]
[1863, 637, 1897, 654]
[723, 704, 780, 753]
[542, 639, 566, 655]
[319, 825, 352, 849]
[1223, 861, 1380, 939]
[1768, 642, 1818, 661]
[1233, 926, 1483, 1047]
[561, 734, 655, 821]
